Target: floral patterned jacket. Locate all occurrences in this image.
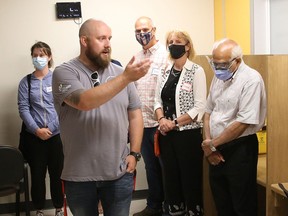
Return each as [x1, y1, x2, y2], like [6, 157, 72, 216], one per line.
[154, 59, 207, 131]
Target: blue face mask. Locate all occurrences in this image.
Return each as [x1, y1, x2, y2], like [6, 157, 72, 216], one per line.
[210, 57, 238, 81]
[32, 57, 48, 70]
[135, 31, 153, 46]
[214, 69, 234, 81]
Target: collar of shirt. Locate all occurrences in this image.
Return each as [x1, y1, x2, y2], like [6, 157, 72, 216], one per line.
[142, 40, 161, 55]
[227, 61, 244, 83]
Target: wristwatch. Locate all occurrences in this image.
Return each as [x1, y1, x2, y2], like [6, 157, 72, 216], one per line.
[209, 141, 217, 152]
[174, 118, 179, 128]
[130, 151, 142, 162]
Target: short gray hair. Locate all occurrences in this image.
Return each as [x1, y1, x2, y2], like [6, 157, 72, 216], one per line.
[231, 45, 243, 60]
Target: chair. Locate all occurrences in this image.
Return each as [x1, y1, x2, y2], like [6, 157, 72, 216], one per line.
[0, 145, 30, 216]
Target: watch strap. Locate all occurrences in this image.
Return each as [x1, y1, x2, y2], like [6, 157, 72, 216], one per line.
[129, 151, 141, 161]
[174, 118, 179, 128]
[209, 141, 217, 152]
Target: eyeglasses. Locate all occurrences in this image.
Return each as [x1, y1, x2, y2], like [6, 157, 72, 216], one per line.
[209, 58, 237, 70]
[91, 72, 100, 87]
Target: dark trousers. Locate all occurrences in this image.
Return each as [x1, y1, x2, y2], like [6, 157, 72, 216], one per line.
[159, 128, 203, 215]
[141, 127, 164, 210]
[21, 132, 64, 210]
[209, 134, 258, 216]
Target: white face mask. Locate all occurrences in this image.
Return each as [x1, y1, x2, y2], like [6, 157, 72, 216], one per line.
[32, 57, 48, 70]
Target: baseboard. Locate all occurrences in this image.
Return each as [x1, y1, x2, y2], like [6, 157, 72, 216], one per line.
[0, 189, 148, 214]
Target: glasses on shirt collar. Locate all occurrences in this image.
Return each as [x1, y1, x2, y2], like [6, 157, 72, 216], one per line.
[209, 57, 237, 70]
[91, 72, 100, 87]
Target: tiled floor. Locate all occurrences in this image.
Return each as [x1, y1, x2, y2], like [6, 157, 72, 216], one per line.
[9, 199, 146, 216]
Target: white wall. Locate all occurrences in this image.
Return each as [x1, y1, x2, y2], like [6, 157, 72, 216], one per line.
[0, 0, 214, 204]
[251, 0, 270, 54]
[270, 0, 288, 54]
[252, 0, 288, 54]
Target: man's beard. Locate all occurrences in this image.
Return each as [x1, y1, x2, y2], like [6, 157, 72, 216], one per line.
[85, 47, 111, 69]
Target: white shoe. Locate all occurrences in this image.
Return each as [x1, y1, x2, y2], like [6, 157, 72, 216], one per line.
[36, 210, 44, 216]
[55, 209, 64, 216]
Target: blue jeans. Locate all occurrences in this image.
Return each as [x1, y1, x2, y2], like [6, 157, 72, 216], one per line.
[141, 127, 164, 210]
[65, 172, 134, 216]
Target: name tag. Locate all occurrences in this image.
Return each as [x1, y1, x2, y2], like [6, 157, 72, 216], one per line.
[181, 82, 192, 92]
[151, 68, 160, 75]
[46, 86, 52, 92]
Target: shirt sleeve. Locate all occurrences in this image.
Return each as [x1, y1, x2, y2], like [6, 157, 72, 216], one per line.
[205, 76, 217, 114]
[52, 63, 85, 113]
[17, 76, 39, 134]
[236, 78, 263, 124]
[154, 67, 165, 112]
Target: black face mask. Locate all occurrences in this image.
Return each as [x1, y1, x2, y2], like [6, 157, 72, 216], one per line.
[169, 44, 186, 59]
